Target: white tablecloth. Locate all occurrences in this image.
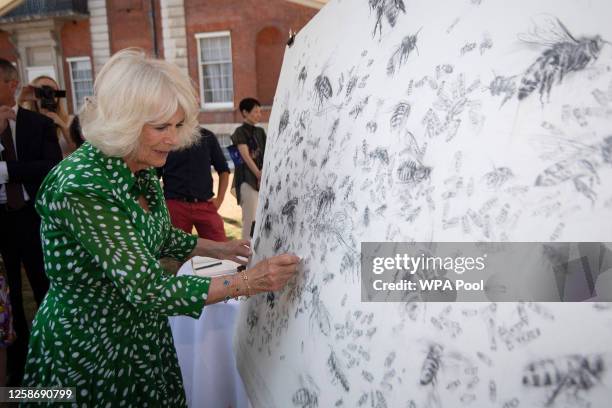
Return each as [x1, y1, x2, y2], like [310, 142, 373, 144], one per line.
[169, 262, 250, 408]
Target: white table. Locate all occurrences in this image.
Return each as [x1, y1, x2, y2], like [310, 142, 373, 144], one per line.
[170, 262, 250, 408]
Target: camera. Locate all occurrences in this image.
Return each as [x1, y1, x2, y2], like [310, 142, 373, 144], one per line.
[34, 85, 66, 112]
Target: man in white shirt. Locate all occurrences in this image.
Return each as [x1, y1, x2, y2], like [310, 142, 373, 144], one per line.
[0, 58, 61, 386]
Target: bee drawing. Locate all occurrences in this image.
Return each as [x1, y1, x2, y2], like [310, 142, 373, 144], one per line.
[420, 343, 443, 385]
[518, 16, 610, 103]
[487, 73, 517, 108]
[482, 166, 514, 190]
[534, 135, 612, 203]
[522, 354, 605, 406]
[387, 29, 422, 76]
[308, 284, 331, 336]
[314, 74, 333, 107]
[369, 0, 406, 39]
[292, 374, 320, 408]
[418, 342, 476, 408]
[397, 160, 431, 185]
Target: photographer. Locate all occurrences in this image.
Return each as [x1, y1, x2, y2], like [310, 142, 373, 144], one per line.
[19, 76, 76, 156]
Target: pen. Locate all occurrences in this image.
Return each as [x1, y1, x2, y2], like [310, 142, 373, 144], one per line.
[195, 261, 222, 270]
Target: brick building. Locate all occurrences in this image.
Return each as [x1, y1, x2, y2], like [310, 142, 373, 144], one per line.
[0, 0, 324, 141]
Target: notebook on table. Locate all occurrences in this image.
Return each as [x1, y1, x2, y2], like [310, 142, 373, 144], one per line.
[191, 257, 240, 278]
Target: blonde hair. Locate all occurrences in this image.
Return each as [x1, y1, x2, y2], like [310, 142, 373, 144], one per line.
[80, 48, 200, 157]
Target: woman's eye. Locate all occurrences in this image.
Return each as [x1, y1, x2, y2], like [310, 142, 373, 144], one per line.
[176, 123, 184, 129]
[155, 126, 168, 131]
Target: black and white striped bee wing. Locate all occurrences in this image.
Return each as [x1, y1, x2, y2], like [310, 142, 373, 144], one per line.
[384, 0, 406, 28]
[518, 14, 578, 46]
[387, 48, 400, 76]
[390, 101, 411, 131]
[530, 134, 596, 162]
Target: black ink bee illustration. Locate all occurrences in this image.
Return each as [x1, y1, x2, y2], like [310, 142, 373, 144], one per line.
[292, 374, 320, 408]
[298, 66, 307, 87]
[349, 96, 371, 119]
[266, 291, 276, 309]
[308, 284, 331, 336]
[420, 343, 443, 385]
[390, 101, 411, 131]
[298, 109, 310, 130]
[245, 305, 259, 333]
[262, 212, 274, 238]
[480, 32, 493, 55]
[315, 187, 335, 219]
[518, 16, 610, 103]
[482, 167, 514, 189]
[281, 197, 299, 231]
[435, 64, 453, 79]
[417, 341, 479, 407]
[422, 74, 482, 141]
[366, 121, 378, 133]
[314, 74, 333, 106]
[536, 158, 599, 202]
[345, 75, 358, 98]
[534, 135, 612, 203]
[419, 343, 445, 408]
[397, 160, 431, 184]
[328, 350, 350, 392]
[487, 74, 517, 108]
[336, 73, 345, 95]
[279, 109, 290, 135]
[273, 236, 283, 252]
[292, 388, 317, 408]
[489, 380, 497, 402]
[387, 29, 421, 76]
[522, 354, 605, 406]
[460, 42, 477, 56]
[369, 0, 406, 39]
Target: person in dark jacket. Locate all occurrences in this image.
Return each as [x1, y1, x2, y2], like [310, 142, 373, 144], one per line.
[231, 98, 266, 239]
[0, 58, 62, 385]
[160, 127, 230, 241]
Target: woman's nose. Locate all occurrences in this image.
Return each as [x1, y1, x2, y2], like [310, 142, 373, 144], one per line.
[165, 126, 180, 145]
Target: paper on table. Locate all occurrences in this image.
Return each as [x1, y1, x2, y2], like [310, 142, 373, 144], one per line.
[191, 256, 239, 278]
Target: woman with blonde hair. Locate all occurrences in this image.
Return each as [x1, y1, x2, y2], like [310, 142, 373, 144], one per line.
[19, 75, 77, 156]
[23, 48, 300, 406]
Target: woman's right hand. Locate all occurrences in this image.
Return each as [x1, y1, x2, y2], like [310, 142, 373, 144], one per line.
[248, 254, 301, 293]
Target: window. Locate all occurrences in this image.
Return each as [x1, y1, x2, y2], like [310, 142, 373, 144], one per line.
[196, 31, 234, 110]
[67, 57, 94, 113]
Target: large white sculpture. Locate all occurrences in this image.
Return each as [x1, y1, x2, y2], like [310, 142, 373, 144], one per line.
[235, 1, 612, 407]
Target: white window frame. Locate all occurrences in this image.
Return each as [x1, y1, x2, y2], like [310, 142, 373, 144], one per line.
[195, 31, 234, 111]
[66, 56, 93, 113]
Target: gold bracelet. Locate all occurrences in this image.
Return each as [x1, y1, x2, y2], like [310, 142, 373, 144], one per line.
[239, 269, 251, 298]
[232, 273, 241, 301]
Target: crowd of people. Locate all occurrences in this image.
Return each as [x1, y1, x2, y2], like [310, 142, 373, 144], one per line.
[0, 48, 291, 404]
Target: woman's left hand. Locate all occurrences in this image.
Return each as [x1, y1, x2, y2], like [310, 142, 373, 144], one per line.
[212, 239, 251, 265]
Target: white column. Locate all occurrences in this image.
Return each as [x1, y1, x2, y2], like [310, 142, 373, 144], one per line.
[160, 0, 188, 74]
[88, 0, 111, 75]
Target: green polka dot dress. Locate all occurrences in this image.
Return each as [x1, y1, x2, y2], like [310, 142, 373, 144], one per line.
[23, 143, 211, 407]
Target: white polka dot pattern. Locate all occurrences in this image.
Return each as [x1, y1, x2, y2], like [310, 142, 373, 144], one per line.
[23, 143, 210, 406]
